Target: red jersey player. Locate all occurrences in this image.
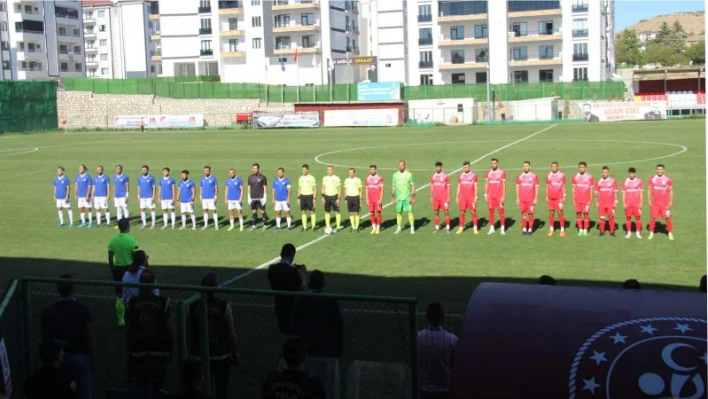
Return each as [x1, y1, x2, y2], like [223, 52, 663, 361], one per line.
[546, 161, 567, 237]
[484, 158, 506, 235]
[572, 161, 594, 236]
[430, 161, 451, 233]
[647, 163, 674, 240]
[595, 166, 618, 237]
[516, 161, 539, 235]
[365, 164, 384, 234]
[622, 167, 643, 239]
[456, 161, 478, 235]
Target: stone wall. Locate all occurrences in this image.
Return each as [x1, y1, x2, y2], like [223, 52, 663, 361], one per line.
[57, 91, 295, 128]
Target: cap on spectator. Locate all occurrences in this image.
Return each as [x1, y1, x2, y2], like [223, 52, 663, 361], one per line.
[282, 337, 307, 368]
[309, 270, 325, 290]
[39, 339, 66, 364]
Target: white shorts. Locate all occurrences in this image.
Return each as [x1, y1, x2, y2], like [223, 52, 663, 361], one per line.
[274, 201, 290, 212]
[227, 201, 243, 211]
[56, 199, 71, 208]
[93, 197, 109, 209]
[161, 200, 175, 210]
[202, 199, 216, 211]
[180, 203, 194, 214]
[77, 197, 92, 208]
[139, 198, 155, 209]
[114, 197, 128, 208]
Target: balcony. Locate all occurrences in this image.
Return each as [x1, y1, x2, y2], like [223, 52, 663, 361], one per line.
[84, 30, 96, 38]
[220, 29, 244, 37]
[439, 61, 487, 71]
[417, 15, 432, 23]
[419, 37, 433, 46]
[438, 37, 487, 47]
[438, 13, 487, 24]
[85, 46, 98, 53]
[200, 49, 213, 56]
[272, 1, 320, 11]
[83, 13, 95, 22]
[199, 27, 213, 35]
[218, 1, 244, 14]
[508, 7, 561, 19]
[572, 4, 589, 12]
[508, 32, 561, 43]
[86, 59, 98, 65]
[509, 58, 562, 67]
[419, 61, 433, 69]
[57, 33, 82, 43]
[572, 29, 588, 38]
[151, 55, 162, 61]
[273, 24, 320, 34]
[573, 54, 589, 62]
[149, 13, 160, 20]
[198, 5, 212, 13]
[274, 46, 319, 56]
[15, 28, 45, 39]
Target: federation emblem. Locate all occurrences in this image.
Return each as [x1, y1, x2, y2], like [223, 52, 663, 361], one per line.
[569, 317, 707, 398]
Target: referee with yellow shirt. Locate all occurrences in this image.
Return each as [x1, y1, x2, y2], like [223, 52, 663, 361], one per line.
[344, 168, 363, 232]
[321, 165, 342, 233]
[297, 164, 317, 231]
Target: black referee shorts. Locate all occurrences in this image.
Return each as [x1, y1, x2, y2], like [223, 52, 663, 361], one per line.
[250, 198, 265, 211]
[346, 196, 361, 213]
[324, 195, 339, 212]
[112, 266, 128, 296]
[299, 194, 314, 212]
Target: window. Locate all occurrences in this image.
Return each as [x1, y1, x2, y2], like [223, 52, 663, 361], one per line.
[345, 16, 350, 30]
[200, 18, 212, 34]
[539, 45, 553, 60]
[539, 69, 553, 82]
[419, 51, 433, 68]
[474, 24, 488, 39]
[278, 57, 287, 63]
[512, 47, 527, 61]
[385, 63, 391, 67]
[275, 36, 290, 50]
[0, 3, 4, 12]
[228, 18, 238, 30]
[99, 39, 107, 47]
[418, 4, 432, 22]
[97, 10, 105, 18]
[58, 27, 67, 36]
[301, 13, 314, 26]
[1, 41, 8, 51]
[0, 22, 6, 32]
[201, 40, 212, 54]
[84, 12, 93, 19]
[74, 46, 81, 54]
[100, 54, 108, 60]
[2, 61, 9, 70]
[87, 40, 95, 48]
[475, 48, 488, 62]
[451, 73, 465, 84]
[199, 0, 210, 12]
[73, 28, 80, 36]
[538, 21, 554, 35]
[573, 67, 588, 81]
[88, 69, 96, 77]
[60, 62, 68, 71]
[19, 42, 25, 50]
[252, 38, 261, 48]
[150, 66, 155, 73]
[572, 19, 588, 37]
[252, 16, 261, 27]
[572, 0, 588, 12]
[274, 15, 290, 28]
[302, 35, 314, 48]
[251, 0, 261, 5]
[439, 1, 487, 16]
[513, 70, 528, 83]
[420, 74, 433, 85]
[419, 28, 432, 45]
[573, 43, 588, 61]
[476, 72, 487, 83]
[451, 26, 464, 40]
[74, 62, 82, 71]
[229, 39, 238, 51]
[174, 62, 196, 76]
[101, 68, 108, 74]
[59, 45, 68, 54]
[508, 1, 560, 13]
[99, 25, 105, 32]
[511, 22, 527, 37]
[451, 50, 465, 64]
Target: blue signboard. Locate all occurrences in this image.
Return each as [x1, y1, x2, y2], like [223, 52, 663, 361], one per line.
[357, 82, 401, 101]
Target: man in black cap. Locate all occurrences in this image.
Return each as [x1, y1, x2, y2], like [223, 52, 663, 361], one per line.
[25, 339, 77, 399]
[267, 243, 307, 339]
[188, 272, 238, 399]
[261, 337, 326, 399]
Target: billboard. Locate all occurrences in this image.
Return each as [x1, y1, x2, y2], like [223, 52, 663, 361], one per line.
[324, 109, 398, 127]
[357, 82, 401, 101]
[113, 114, 204, 129]
[578, 101, 667, 122]
[252, 112, 320, 129]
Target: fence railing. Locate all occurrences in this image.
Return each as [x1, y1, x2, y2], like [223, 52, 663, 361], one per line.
[0, 279, 23, 398]
[20, 277, 418, 398]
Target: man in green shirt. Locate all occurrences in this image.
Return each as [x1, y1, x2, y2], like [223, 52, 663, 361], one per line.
[297, 164, 317, 231]
[392, 160, 416, 234]
[344, 168, 363, 232]
[108, 218, 138, 326]
[321, 165, 342, 233]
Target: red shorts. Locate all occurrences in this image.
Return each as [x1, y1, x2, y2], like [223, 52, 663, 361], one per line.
[487, 198, 504, 211]
[459, 198, 476, 212]
[547, 199, 564, 211]
[574, 202, 590, 214]
[651, 205, 670, 219]
[598, 207, 615, 218]
[625, 207, 641, 218]
[519, 201, 535, 214]
[433, 199, 449, 212]
[368, 202, 382, 211]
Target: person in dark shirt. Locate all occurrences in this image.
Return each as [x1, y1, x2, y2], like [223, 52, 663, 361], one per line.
[291, 270, 344, 359]
[25, 339, 76, 399]
[267, 244, 307, 338]
[247, 163, 270, 231]
[126, 270, 173, 399]
[40, 275, 93, 399]
[166, 359, 212, 399]
[262, 337, 326, 399]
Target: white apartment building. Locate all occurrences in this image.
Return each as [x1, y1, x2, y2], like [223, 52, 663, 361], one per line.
[0, 0, 85, 80]
[155, 0, 361, 85]
[82, 0, 157, 79]
[366, 0, 615, 86]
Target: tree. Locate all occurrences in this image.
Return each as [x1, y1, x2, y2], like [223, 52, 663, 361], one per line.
[656, 22, 673, 43]
[673, 21, 685, 36]
[616, 29, 643, 65]
[645, 41, 679, 66]
[686, 41, 706, 65]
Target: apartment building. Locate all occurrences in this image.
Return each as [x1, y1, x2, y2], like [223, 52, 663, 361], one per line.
[366, 0, 615, 86]
[155, 0, 361, 85]
[0, 0, 85, 80]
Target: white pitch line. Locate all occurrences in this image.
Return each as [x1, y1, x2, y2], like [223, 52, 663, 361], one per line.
[220, 124, 558, 287]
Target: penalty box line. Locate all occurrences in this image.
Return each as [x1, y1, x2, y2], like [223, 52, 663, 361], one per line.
[220, 124, 558, 287]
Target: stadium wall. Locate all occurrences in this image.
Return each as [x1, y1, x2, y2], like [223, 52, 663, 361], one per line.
[293, 102, 405, 126]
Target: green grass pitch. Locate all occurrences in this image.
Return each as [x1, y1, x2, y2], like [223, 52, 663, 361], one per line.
[0, 120, 705, 314]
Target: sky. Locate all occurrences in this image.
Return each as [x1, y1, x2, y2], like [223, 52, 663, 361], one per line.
[615, 0, 705, 31]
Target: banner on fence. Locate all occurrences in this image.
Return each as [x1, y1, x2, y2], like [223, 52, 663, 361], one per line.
[577, 101, 667, 122]
[252, 112, 320, 128]
[113, 114, 205, 129]
[357, 82, 401, 101]
[324, 109, 398, 127]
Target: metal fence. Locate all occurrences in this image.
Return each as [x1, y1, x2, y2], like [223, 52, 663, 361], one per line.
[0, 81, 58, 133]
[20, 277, 418, 399]
[0, 279, 23, 398]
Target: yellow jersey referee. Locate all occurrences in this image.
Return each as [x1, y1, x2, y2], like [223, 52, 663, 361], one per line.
[321, 165, 342, 232]
[297, 164, 317, 231]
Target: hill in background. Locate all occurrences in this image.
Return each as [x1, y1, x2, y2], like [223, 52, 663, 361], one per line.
[622, 11, 705, 43]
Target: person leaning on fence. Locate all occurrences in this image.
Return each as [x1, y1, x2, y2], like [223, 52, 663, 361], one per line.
[108, 217, 139, 327]
[122, 250, 159, 305]
[25, 339, 77, 399]
[39, 276, 93, 399]
[166, 358, 212, 399]
[267, 243, 307, 339]
[188, 272, 238, 399]
[290, 270, 344, 359]
[262, 337, 326, 399]
[125, 270, 173, 399]
[418, 302, 458, 399]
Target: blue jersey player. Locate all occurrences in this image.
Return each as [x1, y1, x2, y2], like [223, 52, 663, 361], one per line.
[200, 166, 219, 230]
[75, 164, 93, 227]
[113, 165, 130, 223]
[137, 165, 156, 229]
[177, 170, 197, 230]
[272, 167, 292, 231]
[225, 168, 245, 231]
[92, 165, 111, 226]
[159, 167, 176, 229]
[53, 166, 74, 227]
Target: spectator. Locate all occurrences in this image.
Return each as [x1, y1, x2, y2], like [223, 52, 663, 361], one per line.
[126, 270, 173, 399]
[262, 337, 326, 399]
[25, 339, 76, 399]
[623, 279, 641, 290]
[122, 250, 159, 304]
[418, 302, 458, 399]
[499, 102, 506, 121]
[188, 272, 238, 399]
[166, 359, 212, 399]
[40, 275, 93, 399]
[291, 270, 344, 358]
[700, 275, 706, 293]
[108, 217, 139, 327]
[538, 275, 557, 285]
[267, 243, 307, 338]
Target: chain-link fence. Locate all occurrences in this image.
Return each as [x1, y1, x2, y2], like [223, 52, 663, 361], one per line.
[21, 277, 418, 399]
[0, 81, 58, 133]
[0, 279, 23, 398]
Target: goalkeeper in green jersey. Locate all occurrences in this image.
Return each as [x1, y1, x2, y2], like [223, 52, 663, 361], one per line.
[391, 160, 416, 234]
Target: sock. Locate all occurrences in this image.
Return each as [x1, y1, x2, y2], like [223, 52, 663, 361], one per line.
[377, 212, 383, 228]
[336, 214, 341, 229]
[549, 214, 555, 231]
[58, 211, 64, 224]
[116, 207, 123, 220]
[203, 214, 209, 227]
[473, 213, 478, 228]
[521, 216, 527, 230]
[212, 214, 218, 227]
[635, 218, 641, 232]
[230, 218, 234, 227]
[80, 212, 85, 224]
[666, 219, 673, 233]
[302, 214, 308, 229]
[182, 215, 187, 226]
[311, 214, 316, 229]
[141, 212, 146, 225]
[88, 212, 93, 224]
[171, 213, 176, 227]
[584, 216, 590, 230]
[396, 213, 402, 227]
[163, 214, 168, 226]
[349, 216, 354, 228]
[527, 215, 533, 231]
[434, 215, 440, 227]
[488, 210, 495, 227]
[239, 218, 244, 229]
[559, 214, 565, 231]
[355, 215, 359, 229]
[276, 218, 281, 228]
[286, 217, 291, 228]
[191, 214, 197, 227]
[115, 297, 125, 326]
[408, 212, 415, 228]
[325, 213, 331, 227]
[263, 212, 269, 224]
[609, 217, 615, 233]
[459, 213, 465, 228]
[576, 217, 582, 230]
[599, 218, 606, 233]
[68, 210, 73, 224]
[649, 219, 656, 233]
[151, 211, 156, 226]
[122, 206, 129, 218]
[626, 217, 632, 233]
[95, 212, 101, 225]
[445, 216, 450, 229]
[252, 214, 257, 226]
[370, 212, 376, 227]
[499, 209, 506, 227]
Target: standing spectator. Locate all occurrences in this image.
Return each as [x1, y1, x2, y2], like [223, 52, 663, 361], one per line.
[262, 337, 326, 399]
[267, 243, 307, 338]
[140, 117, 146, 133]
[40, 275, 93, 399]
[188, 272, 238, 399]
[25, 339, 76, 399]
[291, 270, 344, 359]
[498, 102, 506, 121]
[418, 302, 458, 399]
[167, 359, 211, 399]
[122, 250, 159, 305]
[108, 217, 139, 327]
[126, 270, 173, 399]
[538, 275, 557, 285]
[623, 279, 641, 290]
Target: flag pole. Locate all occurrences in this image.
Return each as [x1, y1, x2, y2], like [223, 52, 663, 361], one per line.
[296, 47, 300, 102]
